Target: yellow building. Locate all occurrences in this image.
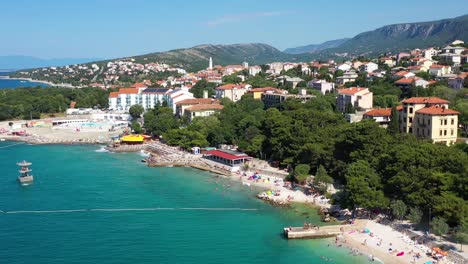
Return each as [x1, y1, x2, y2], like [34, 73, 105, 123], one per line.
[398, 97, 459, 145]
[248, 87, 284, 99]
[184, 104, 224, 122]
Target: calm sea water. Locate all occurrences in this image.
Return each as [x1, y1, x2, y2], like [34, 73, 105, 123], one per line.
[0, 142, 369, 264]
[0, 78, 50, 89]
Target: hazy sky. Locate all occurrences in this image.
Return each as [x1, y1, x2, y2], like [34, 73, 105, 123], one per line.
[1, 0, 467, 59]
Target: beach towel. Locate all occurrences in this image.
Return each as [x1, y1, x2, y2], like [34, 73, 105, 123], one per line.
[396, 252, 404, 256]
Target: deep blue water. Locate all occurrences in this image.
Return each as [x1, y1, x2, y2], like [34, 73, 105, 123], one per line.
[0, 78, 50, 89]
[0, 142, 369, 264]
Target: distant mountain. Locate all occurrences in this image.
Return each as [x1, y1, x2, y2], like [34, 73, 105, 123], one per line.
[283, 38, 350, 54]
[319, 14, 468, 58]
[0, 56, 102, 70]
[128, 43, 310, 71]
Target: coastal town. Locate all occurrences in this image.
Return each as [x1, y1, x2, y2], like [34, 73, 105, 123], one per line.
[1, 37, 467, 264]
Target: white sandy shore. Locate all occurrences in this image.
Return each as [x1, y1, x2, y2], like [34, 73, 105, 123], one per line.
[0, 121, 123, 144]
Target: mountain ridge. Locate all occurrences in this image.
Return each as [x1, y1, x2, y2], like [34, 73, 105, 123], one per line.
[283, 38, 351, 54]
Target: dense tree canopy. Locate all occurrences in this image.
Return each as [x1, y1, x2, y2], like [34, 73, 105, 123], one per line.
[0, 87, 109, 121]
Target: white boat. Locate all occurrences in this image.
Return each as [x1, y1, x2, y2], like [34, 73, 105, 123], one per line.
[0, 138, 5, 141]
[17, 160, 34, 184]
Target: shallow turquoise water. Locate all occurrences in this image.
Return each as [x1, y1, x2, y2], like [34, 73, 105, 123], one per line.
[0, 142, 370, 264]
[0, 79, 50, 89]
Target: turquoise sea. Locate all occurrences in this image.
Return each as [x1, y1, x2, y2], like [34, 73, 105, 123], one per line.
[0, 142, 370, 264]
[0, 78, 50, 89]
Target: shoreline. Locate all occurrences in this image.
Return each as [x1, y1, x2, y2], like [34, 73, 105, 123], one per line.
[1, 76, 77, 88]
[1, 139, 462, 263]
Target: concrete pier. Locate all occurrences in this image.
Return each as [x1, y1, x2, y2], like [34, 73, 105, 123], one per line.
[283, 225, 349, 239]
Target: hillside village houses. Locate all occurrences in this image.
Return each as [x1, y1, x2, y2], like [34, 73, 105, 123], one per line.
[103, 40, 468, 143]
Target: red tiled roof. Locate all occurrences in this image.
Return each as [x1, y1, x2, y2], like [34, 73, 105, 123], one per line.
[402, 97, 449, 104]
[217, 84, 240, 90]
[395, 78, 416, 84]
[109, 92, 119, 98]
[118, 88, 139, 94]
[337, 87, 368, 95]
[364, 108, 392, 117]
[204, 150, 252, 161]
[131, 82, 147, 88]
[416, 106, 459, 115]
[430, 64, 445, 69]
[185, 104, 224, 111]
[176, 98, 219, 105]
[395, 71, 410, 76]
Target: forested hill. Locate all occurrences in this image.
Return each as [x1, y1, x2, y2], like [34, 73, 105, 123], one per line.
[314, 14, 468, 58]
[127, 43, 312, 71]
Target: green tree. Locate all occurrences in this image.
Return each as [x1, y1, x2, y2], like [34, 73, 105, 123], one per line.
[407, 207, 423, 226]
[131, 121, 142, 134]
[314, 165, 334, 193]
[129, 104, 144, 119]
[431, 217, 449, 236]
[222, 73, 241, 84]
[390, 200, 407, 220]
[388, 105, 400, 134]
[454, 222, 468, 251]
[293, 164, 310, 184]
[191, 79, 216, 98]
[343, 160, 388, 210]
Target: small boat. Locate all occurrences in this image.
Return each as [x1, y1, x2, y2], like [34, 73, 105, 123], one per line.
[0, 138, 5, 141]
[17, 160, 34, 184]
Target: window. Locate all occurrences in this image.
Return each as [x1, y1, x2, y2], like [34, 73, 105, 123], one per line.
[409, 108, 413, 114]
[451, 118, 455, 125]
[444, 130, 447, 136]
[440, 130, 443, 136]
[409, 117, 413, 123]
[444, 119, 447, 125]
[404, 107, 408, 114]
[440, 120, 443, 125]
[409, 127, 412, 133]
[451, 130, 454, 136]
[428, 119, 430, 125]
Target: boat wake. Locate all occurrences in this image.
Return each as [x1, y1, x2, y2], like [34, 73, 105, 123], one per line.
[139, 150, 150, 157]
[95, 146, 109, 153]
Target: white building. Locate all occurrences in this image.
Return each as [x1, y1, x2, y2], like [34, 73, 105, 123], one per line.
[108, 88, 173, 111]
[360, 62, 378, 73]
[307, 79, 335, 94]
[215, 84, 247, 102]
[336, 87, 373, 113]
[249, 66, 262, 76]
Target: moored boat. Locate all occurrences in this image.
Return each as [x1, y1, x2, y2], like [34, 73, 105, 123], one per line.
[17, 160, 34, 184]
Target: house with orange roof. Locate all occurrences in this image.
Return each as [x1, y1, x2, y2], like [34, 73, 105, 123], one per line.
[412, 106, 459, 145]
[175, 98, 220, 117]
[393, 71, 415, 79]
[184, 104, 224, 122]
[248, 87, 284, 99]
[363, 106, 402, 127]
[398, 97, 458, 145]
[215, 84, 247, 102]
[429, 65, 451, 76]
[336, 87, 373, 113]
[394, 77, 430, 89]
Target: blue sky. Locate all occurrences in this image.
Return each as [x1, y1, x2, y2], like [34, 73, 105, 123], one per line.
[1, 0, 467, 59]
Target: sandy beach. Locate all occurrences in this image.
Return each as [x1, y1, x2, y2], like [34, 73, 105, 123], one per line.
[0, 120, 124, 144]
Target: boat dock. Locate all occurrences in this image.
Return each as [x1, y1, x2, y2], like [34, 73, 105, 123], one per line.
[283, 224, 350, 239]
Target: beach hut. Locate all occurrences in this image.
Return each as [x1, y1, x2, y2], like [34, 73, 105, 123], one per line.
[120, 134, 145, 145]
